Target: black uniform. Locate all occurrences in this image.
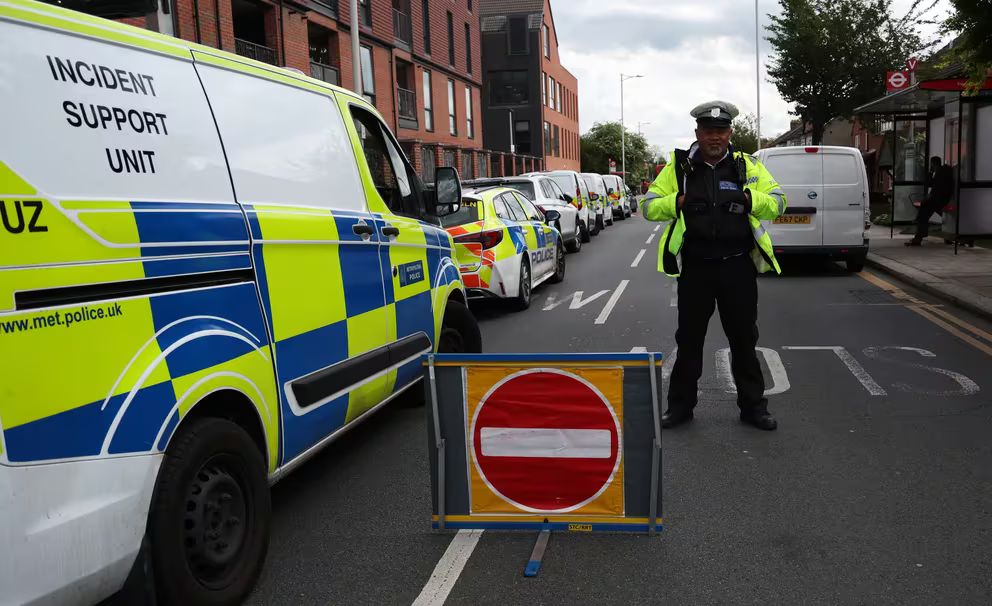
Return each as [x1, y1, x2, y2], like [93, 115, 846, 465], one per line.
[667, 147, 767, 416]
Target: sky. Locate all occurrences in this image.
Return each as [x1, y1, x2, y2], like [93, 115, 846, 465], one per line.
[555, 0, 953, 156]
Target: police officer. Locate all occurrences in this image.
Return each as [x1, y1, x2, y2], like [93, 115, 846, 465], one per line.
[641, 101, 787, 430]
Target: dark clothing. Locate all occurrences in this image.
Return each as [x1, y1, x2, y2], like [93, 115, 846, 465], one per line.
[913, 164, 955, 241]
[680, 152, 753, 260]
[668, 254, 767, 413]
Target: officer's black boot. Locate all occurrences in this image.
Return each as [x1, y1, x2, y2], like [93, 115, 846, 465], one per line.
[661, 408, 694, 429]
[740, 406, 777, 431]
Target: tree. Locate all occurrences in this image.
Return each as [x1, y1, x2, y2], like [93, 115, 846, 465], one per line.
[766, 0, 936, 144]
[941, 0, 992, 95]
[580, 121, 652, 187]
[730, 114, 759, 153]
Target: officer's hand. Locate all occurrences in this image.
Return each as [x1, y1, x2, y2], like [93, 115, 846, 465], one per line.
[677, 195, 685, 208]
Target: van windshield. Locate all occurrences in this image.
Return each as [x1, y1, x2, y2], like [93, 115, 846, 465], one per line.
[440, 200, 484, 227]
[582, 175, 603, 195]
[548, 174, 575, 194]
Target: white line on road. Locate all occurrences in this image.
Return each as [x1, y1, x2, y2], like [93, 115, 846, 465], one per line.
[653, 225, 660, 233]
[412, 529, 484, 606]
[783, 346, 887, 396]
[662, 345, 677, 381]
[717, 347, 791, 396]
[631, 249, 646, 268]
[630, 346, 648, 353]
[594, 280, 629, 325]
[669, 282, 678, 307]
[645, 233, 656, 245]
[542, 290, 610, 311]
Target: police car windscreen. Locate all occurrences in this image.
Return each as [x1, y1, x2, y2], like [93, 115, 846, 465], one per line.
[502, 182, 536, 200]
[440, 200, 484, 227]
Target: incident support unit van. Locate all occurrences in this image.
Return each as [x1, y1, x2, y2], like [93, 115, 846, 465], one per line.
[0, 1, 481, 603]
[756, 146, 871, 272]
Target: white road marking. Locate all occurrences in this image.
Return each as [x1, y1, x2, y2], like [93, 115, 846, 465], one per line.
[594, 280, 629, 325]
[631, 249, 646, 268]
[645, 233, 656, 245]
[783, 346, 886, 396]
[542, 290, 610, 311]
[630, 346, 648, 353]
[862, 346, 980, 396]
[653, 225, 660, 233]
[669, 282, 678, 307]
[412, 529, 484, 606]
[716, 347, 791, 396]
[662, 346, 677, 381]
[480, 428, 612, 458]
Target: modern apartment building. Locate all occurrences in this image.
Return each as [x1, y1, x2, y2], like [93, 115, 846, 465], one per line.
[477, 0, 579, 172]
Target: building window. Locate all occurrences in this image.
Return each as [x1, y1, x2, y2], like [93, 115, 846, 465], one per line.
[549, 77, 555, 110]
[553, 125, 559, 157]
[446, 11, 455, 66]
[490, 70, 528, 105]
[447, 79, 456, 135]
[515, 120, 531, 154]
[465, 86, 474, 138]
[465, 23, 472, 73]
[423, 70, 434, 131]
[544, 121, 551, 155]
[443, 148, 456, 167]
[422, 0, 431, 54]
[308, 24, 339, 85]
[542, 23, 549, 58]
[468, 0, 472, 11]
[360, 45, 375, 105]
[359, 0, 371, 28]
[421, 144, 436, 182]
[541, 72, 546, 105]
[462, 151, 474, 178]
[556, 82, 561, 114]
[508, 16, 528, 55]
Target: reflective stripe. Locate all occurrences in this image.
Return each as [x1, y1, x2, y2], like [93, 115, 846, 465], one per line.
[753, 223, 767, 240]
[770, 191, 786, 215]
[643, 192, 661, 201]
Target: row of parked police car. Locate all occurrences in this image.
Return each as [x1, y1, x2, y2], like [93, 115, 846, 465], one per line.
[443, 171, 635, 310]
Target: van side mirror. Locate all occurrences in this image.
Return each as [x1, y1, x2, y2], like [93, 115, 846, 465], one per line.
[434, 167, 461, 216]
[561, 193, 574, 203]
[543, 209, 562, 224]
[589, 192, 600, 201]
[607, 188, 615, 195]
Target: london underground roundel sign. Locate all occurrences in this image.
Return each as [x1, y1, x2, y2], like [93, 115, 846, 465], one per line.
[469, 369, 622, 513]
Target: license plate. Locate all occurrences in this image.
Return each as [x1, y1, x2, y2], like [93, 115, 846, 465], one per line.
[773, 215, 811, 224]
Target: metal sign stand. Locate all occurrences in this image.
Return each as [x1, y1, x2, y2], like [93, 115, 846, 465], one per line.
[524, 523, 552, 577]
[428, 355, 446, 530]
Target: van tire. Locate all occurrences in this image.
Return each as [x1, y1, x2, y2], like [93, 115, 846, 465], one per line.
[438, 300, 482, 354]
[149, 418, 270, 606]
[580, 221, 591, 243]
[846, 257, 865, 273]
[566, 224, 582, 253]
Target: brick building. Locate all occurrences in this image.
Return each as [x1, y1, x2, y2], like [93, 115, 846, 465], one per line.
[119, 0, 543, 180]
[476, 0, 579, 172]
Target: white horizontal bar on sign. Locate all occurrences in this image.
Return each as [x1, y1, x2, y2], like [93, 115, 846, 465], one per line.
[479, 428, 612, 459]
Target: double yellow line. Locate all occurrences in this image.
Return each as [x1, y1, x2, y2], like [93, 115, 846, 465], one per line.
[859, 271, 992, 357]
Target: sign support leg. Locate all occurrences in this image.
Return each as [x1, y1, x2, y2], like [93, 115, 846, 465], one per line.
[648, 353, 662, 535]
[524, 525, 552, 577]
[429, 355, 447, 530]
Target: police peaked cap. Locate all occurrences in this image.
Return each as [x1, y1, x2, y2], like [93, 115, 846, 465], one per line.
[691, 101, 739, 128]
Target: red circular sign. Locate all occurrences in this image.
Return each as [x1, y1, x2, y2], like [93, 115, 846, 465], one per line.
[888, 71, 908, 89]
[470, 369, 621, 513]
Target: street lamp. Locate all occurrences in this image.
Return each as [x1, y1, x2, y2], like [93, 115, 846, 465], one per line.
[754, 0, 762, 150]
[620, 73, 643, 181]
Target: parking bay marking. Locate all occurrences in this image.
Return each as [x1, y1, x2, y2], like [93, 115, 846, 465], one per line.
[782, 346, 886, 396]
[542, 289, 610, 311]
[412, 529, 484, 606]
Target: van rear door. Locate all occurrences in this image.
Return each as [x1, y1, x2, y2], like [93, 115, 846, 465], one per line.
[761, 149, 823, 247]
[821, 149, 866, 246]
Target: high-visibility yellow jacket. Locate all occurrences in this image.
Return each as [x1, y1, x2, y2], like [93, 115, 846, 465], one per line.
[640, 150, 787, 276]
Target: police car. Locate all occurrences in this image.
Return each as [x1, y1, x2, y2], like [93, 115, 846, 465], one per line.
[442, 186, 566, 310]
[0, 2, 481, 604]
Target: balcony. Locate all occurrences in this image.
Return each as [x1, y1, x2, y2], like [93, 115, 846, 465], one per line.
[392, 8, 412, 50]
[235, 38, 277, 65]
[397, 86, 417, 129]
[310, 61, 340, 85]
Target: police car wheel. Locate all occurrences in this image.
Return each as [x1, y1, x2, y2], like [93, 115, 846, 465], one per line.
[438, 300, 482, 354]
[149, 417, 270, 606]
[511, 261, 532, 310]
[550, 241, 566, 284]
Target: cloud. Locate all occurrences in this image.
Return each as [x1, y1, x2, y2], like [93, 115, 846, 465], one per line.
[554, 0, 952, 156]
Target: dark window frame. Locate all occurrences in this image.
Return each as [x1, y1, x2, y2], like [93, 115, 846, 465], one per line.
[421, 0, 431, 55]
[446, 11, 455, 66]
[464, 22, 472, 73]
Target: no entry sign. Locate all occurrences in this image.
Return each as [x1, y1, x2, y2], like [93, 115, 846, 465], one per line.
[470, 369, 622, 513]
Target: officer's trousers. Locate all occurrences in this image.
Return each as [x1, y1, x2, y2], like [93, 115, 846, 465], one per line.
[667, 254, 767, 413]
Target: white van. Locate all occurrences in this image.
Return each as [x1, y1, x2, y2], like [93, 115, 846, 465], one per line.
[756, 146, 870, 272]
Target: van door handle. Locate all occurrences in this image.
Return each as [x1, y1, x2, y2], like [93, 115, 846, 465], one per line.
[382, 226, 400, 237]
[352, 223, 375, 236]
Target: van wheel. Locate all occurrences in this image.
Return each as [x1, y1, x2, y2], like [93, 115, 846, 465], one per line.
[846, 257, 865, 273]
[580, 221, 591, 243]
[550, 240, 566, 284]
[438, 300, 482, 354]
[511, 260, 532, 310]
[566, 224, 582, 253]
[149, 418, 270, 606]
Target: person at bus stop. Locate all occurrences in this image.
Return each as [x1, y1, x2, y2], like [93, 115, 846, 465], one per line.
[640, 100, 787, 430]
[906, 156, 954, 246]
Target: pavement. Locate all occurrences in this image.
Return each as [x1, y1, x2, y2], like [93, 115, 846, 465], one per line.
[866, 232, 992, 321]
[247, 215, 992, 605]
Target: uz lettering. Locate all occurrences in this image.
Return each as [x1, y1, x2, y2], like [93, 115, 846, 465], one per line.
[0, 200, 48, 234]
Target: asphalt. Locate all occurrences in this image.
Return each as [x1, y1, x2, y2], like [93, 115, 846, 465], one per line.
[247, 213, 992, 606]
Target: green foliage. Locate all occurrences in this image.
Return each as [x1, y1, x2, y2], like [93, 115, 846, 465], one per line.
[942, 0, 992, 95]
[766, 0, 936, 144]
[580, 121, 652, 187]
[731, 114, 759, 153]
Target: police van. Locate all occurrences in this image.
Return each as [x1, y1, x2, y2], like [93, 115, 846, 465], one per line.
[756, 145, 870, 272]
[0, 1, 481, 603]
